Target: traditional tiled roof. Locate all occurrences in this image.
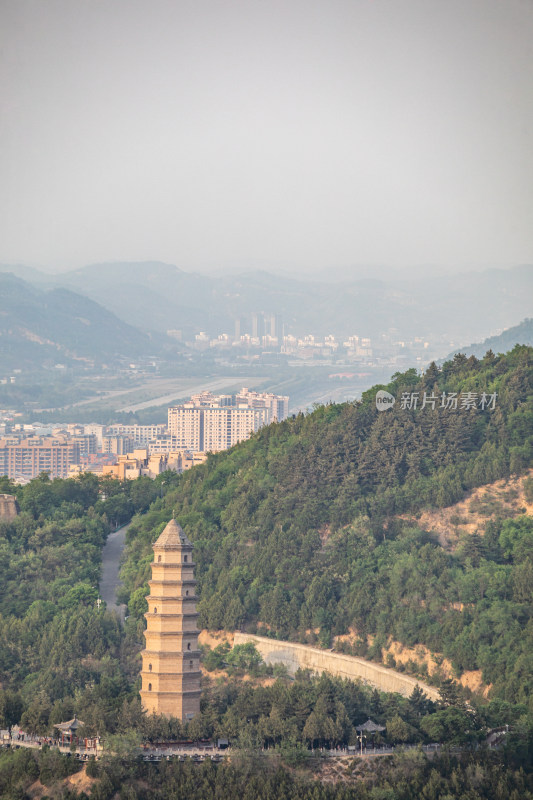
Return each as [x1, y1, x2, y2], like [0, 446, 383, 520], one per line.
[54, 717, 84, 732]
[154, 519, 192, 549]
[356, 719, 385, 733]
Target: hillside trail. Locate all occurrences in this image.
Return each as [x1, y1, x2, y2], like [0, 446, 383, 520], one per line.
[99, 521, 131, 623]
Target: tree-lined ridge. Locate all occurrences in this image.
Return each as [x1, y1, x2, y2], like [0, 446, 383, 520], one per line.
[120, 345, 533, 707]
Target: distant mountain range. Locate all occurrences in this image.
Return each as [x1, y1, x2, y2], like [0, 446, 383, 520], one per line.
[0, 273, 169, 371]
[1, 261, 532, 345]
[442, 317, 533, 361]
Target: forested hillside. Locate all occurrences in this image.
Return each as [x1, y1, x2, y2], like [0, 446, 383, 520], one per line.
[0, 471, 479, 753]
[120, 346, 533, 706]
[1, 490, 504, 760]
[0, 473, 161, 733]
[443, 317, 533, 362]
[0, 273, 165, 371]
[0, 347, 532, 798]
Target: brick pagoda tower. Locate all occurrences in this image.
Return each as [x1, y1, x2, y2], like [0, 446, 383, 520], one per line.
[140, 519, 201, 720]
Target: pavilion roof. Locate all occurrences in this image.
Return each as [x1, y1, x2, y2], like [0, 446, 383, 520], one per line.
[356, 719, 385, 733]
[54, 717, 85, 732]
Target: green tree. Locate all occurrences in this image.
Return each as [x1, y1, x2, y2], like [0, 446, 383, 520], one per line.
[385, 713, 414, 744]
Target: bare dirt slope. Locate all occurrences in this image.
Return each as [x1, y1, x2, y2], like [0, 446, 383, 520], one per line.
[403, 469, 533, 550]
[27, 764, 96, 799]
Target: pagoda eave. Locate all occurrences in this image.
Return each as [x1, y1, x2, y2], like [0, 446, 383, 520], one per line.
[144, 612, 199, 620]
[148, 579, 198, 587]
[141, 649, 201, 658]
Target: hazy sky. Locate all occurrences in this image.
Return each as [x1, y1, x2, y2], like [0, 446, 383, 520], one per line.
[1, 0, 532, 277]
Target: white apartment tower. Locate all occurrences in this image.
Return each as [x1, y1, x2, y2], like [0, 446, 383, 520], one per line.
[167, 387, 288, 453]
[167, 406, 267, 452]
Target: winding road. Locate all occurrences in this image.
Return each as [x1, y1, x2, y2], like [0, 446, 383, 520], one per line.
[99, 522, 130, 622]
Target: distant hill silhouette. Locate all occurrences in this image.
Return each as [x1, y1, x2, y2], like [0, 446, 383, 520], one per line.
[442, 317, 533, 361]
[0, 272, 166, 371]
[1, 261, 531, 344]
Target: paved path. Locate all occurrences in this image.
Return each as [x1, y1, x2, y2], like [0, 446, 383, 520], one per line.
[99, 522, 130, 623]
[6, 736, 448, 763]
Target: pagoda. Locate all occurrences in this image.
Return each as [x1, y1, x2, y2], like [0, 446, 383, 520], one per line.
[140, 519, 201, 720]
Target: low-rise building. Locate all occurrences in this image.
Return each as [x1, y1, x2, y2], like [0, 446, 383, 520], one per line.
[102, 449, 208, 480]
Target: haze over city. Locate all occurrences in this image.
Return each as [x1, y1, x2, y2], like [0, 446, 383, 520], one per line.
[1, 0, 532, 278]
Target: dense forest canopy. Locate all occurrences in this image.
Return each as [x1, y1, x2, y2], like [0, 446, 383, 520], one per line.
[0, 470, 472, 750]
[120, 346, 533, 707]
[0, 472, 162, 735]
[2, 744, 533, 800]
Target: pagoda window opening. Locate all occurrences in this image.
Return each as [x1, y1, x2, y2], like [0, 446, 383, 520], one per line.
[148, 683, 152, 691]
[184, 555, 188, 563]
[187, 642, 191, 650]
[154, 607, 157, 614]
[149, 664, 152, 671]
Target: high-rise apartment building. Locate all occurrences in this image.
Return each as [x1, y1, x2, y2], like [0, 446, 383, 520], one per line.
[83, 424, 105, 448]
[251, 312, 264, 340]
[235, 387, 289, 422]
[266, 314, 283, 340]
[168, 406, 267, 452]
[0, 438, 80, 481]
[203, 407, 268, 451]
[167, 407, 203, 451]
[102, 435, 136, 456]
[168, 388, 289, 453]
[247, 312, 282, 342]
[70, 435, 98, 457]
[106, 424, 166, 445]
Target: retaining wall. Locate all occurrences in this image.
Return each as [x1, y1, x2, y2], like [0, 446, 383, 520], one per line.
[234, 633, 441, 701]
